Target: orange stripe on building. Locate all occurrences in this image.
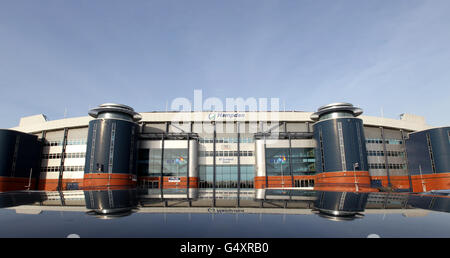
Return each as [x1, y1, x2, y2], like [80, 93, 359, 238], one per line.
[38, 179, 84, 191]
[138, 176, 199, 189]
[83, 173, 137, 190]
[254, 175, 316, 189]
[314, 171, 377, 192]
[370, 176, 411, 190]
[0, 177, 37, 192]
[410, 172, 450, 192]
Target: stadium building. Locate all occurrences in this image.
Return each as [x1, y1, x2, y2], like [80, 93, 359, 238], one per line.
[0, 102, 449, 198]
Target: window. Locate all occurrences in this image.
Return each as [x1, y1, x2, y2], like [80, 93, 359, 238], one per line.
[139, 180, 159, 189]
[40, 166, 85, 172]
[63, 166, 84, 172]
[198, 165, 254, 189]
[294, 179, 315, 188]
[198, 150, 254, 157]
[65, 152, 86, 159]
[368, 163, 405, 170]
[265, 148, 315, 176]
[66, 139, 87, 145]
[366, 138, 402, 145]
[137, 148, 188, 177]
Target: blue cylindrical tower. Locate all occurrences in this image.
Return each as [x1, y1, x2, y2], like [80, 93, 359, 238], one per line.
[0, 129, 41, 192]
[314, 191, 368, 218]
[83, 103, 142, 189]
[311, 103, 373, 192]
[84, 188, 138, 215]
[406, 126, 450, 192]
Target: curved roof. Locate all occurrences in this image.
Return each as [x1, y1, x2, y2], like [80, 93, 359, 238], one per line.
[310, 102, 363, 121]
[88, 103, 142, 122]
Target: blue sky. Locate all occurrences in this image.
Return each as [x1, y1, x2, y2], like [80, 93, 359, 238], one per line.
[1, 0, 449, 128]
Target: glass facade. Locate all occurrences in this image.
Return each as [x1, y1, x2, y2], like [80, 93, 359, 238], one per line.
[198, 165, 254, 189]
[367, 150, 405, 157]
[137, 146, 315, 190]
[199, 137, 254, 143]
[44, 139, 87, 146]
[366, 138, 403, 145]
[265, 148, 315, 176]
[138, 148, 188, 177]
[368, 163, 406, 170]
[199, 150, 253, 157]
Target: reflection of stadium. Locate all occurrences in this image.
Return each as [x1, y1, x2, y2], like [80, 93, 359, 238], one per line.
[3, 190, 448, 220]
[0, 102, 449, 196]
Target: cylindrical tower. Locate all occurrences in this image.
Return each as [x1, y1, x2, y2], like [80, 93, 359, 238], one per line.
[313, 191, 368, 219]
[83, 103, 142, 189]
[406, 126, 450, 192]
[407, 193, 450, 213]
[84, 188, 138, 215]
[311, 103, 374, 192]
[0, 129, 41, 192]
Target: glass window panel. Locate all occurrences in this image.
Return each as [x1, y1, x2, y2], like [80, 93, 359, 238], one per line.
[197, 165, 255, 189]
[266, 148, 315, 176]
[163, 148, 188, 177]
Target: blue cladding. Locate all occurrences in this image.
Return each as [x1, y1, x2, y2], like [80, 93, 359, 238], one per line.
[313, 118, 368, 173]
[84, 119, 138, 175]
[84, 189, 138, 211]
[407, 194, 450, 212]
[430, 128, 450, 173]
[314, 191, 368, 213]
[0, 130, 41, 178]
[406, 127, 450, 175]
[406, 131, 432, 175]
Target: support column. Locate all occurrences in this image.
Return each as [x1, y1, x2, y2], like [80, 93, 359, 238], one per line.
[36, 130, 46, 190]
[237, 122, 241, 207]
[57, 128, 68, 191]
[380, 127, 392, 188]
[288, 134, 294, 187]
[401, 129, 413, 192]
[264, 135, 268, 189]
[160, 133, 165, 200]
[213, 122, 216, 207]
[186, 134, 190, 200]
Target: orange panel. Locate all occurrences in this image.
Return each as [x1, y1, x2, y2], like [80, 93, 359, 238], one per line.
[314, 171, 377, 192]
[38, 179, 84, 191]
[0, 177, 37, 192]
[138, 176, 199, 189]
[254, 175, 316, 189]
[410, 173, 450, 192]
[83, 173, 137, 190]
[369, 176, 411, 190]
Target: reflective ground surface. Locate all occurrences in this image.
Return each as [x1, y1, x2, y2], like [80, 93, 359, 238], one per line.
[0, 189, 449, 238]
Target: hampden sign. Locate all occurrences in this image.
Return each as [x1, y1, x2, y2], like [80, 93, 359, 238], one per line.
[170, 89, 281, 115]
[208, 112, 246, 121]
[169, 89, 282, 136]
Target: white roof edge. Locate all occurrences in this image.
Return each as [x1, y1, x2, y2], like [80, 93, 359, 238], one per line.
[10, 116, 93, 134]
[359, 115, 432, 132]
[10, 112, 435, 134]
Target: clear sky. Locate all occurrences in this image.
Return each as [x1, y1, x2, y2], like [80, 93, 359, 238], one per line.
[1, 0, 449, 128]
